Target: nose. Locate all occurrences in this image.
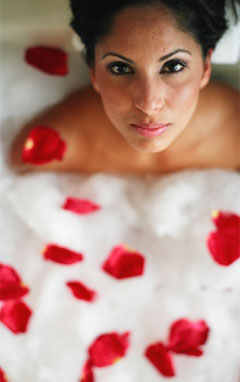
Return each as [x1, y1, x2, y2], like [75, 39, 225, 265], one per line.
[133, 77, 164, 115]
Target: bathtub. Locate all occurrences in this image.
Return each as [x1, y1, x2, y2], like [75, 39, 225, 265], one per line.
[0, 2, 240, 382]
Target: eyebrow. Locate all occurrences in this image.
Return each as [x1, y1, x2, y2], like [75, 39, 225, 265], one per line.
[102, 49, 192, 63]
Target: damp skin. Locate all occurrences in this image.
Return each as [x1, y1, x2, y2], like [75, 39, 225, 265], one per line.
[90, 5, 212, 154]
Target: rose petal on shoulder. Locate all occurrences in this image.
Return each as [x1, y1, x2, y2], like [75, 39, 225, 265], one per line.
[22, 126, 67, 165]
[43, 244, 84, 265]
[0, 300, 32, 334]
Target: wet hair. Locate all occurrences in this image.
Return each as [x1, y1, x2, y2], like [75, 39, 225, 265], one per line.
[69, 0, 240, 66]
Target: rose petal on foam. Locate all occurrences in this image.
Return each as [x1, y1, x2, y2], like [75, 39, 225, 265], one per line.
[25, 46, 68, 75]
[207, 231, 240, 266]
[144, 342, 175, 377]
[0, 264, 29, 301]
[63, 197, 101, 215]
[22, 126, 67, 165]
[66, 281, 96, 302]
[207, 210, 240, 266]
[102, 245, 145, 279]
[88, 332, 130, 367]
[43, 244, 84, 265]
[79, 359, 94, 382]
[0, 367, 8, 382]
[0, 300, 32, 334]
[211, 210, 240, 230]
[168, 319, 209, 356]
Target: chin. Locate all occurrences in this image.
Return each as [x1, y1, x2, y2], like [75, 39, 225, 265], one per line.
[127, 138, 170, 154]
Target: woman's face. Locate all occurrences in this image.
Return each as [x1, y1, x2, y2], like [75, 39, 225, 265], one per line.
[90, 5, 212, 153]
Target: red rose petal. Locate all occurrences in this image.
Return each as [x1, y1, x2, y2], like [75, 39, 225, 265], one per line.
[66, 281, 96, 302]
[207, 210, 240, 266]
[102, 245, 145, 279]
[79, 359, 94, 382]
[0, 264, 29, 301]
[22, 126, 67, 165]
[211, 210, 240, 230]
[0, 368, 8, 382]
[63, 197, 101, 215]
[0, 300, 32, 334]
[88, 332, 130, 367]
[144, 342, 175, 377]
[168, 319, 209, 356]
[43, 244, 84, 265]
[207, 231, 240, 266]
[25, 46, 68, 76]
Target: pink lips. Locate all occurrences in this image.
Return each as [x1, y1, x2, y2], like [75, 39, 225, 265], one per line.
[131, 123, 170, 138]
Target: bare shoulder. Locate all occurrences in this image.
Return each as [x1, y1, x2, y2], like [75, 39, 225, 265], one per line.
[199, 80, 239, 169]
[202, 80, 239, 115]
[214, 81, 239, 169]
[9, 85, 109, 173]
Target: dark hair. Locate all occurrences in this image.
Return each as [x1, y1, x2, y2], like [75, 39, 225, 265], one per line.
[70, 0, 240, 66]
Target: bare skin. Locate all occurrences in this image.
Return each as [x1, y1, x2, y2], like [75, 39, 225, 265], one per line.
[9, 6, 240, 175]
[9, 80, 239, 175]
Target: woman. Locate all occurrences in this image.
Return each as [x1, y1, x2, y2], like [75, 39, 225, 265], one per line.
[11, 0, 240, 174]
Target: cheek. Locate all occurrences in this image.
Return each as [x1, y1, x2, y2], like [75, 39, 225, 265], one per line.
[168, 77, 201, 115]
[99, 83, 130, 120]
[95, 67, 132, 119]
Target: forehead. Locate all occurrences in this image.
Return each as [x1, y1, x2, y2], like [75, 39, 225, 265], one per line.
[96, 5, 198, 57]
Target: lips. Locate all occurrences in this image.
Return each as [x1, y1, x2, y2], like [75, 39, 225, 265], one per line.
[133, 123, 169, 130]
[131, 123, 170, 138]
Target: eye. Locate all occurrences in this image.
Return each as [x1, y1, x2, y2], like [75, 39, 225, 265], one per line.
[106, 61, 133, 76]
[161, 59, 188, 74]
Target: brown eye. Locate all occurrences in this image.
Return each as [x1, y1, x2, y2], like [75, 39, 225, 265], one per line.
[107, 62, 133, 75]
[161, 59, 188, 74]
